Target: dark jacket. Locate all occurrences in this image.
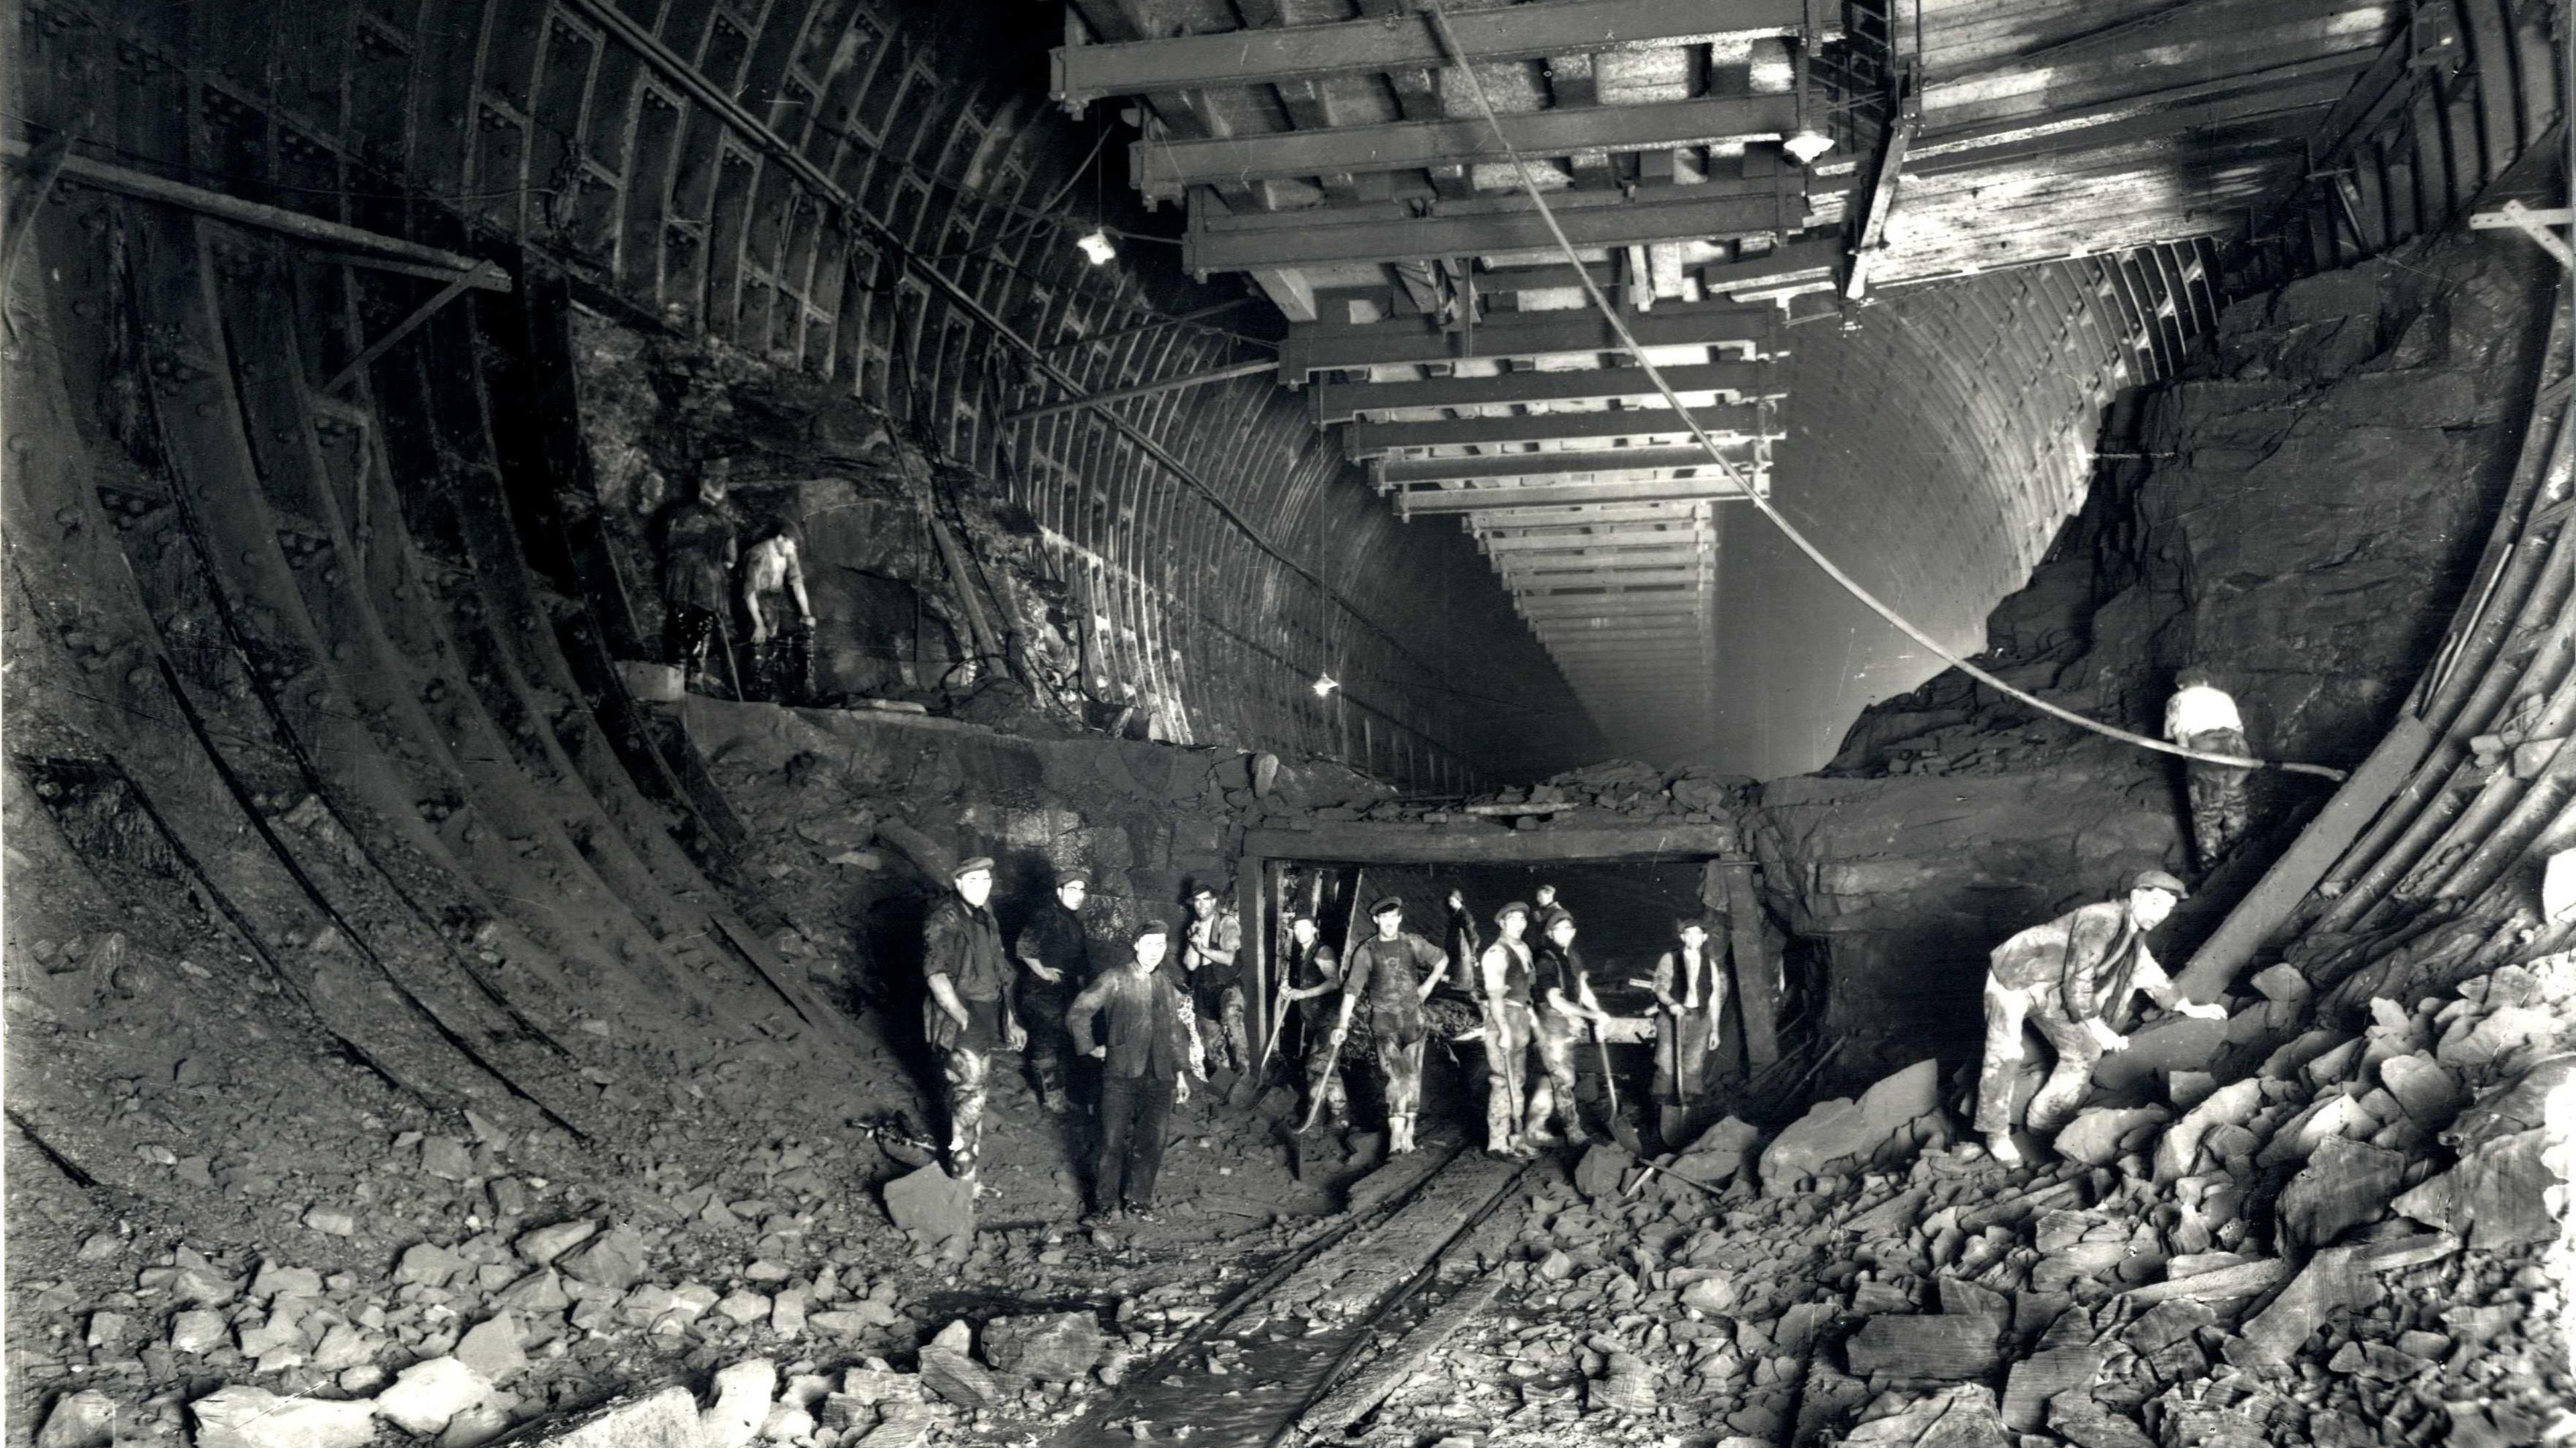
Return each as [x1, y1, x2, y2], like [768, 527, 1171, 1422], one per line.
[1067, 965, 1199, 1080]
[1013, 903, 1093, 985]
[923, 894, 1010, 1053]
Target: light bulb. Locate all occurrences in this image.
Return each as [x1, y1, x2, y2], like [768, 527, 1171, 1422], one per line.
[1311, 673, 1338, 698]
[1783, 130, 1834, 165]
[1077, 229, 1118, 265]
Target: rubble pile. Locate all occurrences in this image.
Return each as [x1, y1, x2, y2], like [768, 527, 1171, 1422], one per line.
[1453, 760, 1755, 828]
[1294, 952, 2573, 1448]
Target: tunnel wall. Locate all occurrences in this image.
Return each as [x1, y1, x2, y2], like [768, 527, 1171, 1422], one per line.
[15, 0, 1604, 792]
[1747, 227, 2564, 1083]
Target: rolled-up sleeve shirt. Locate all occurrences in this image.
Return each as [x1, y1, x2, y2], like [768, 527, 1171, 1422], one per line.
[1067, 967, 1199, 1080]
[923, 897, 1009, 1001]
[1987, 901, 2174, 1023]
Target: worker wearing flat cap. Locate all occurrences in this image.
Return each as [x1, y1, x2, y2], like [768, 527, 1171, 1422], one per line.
[1330, 896, 1451, 1155]
[1974, 869, 2226, 1165]
[1066, 918, 1205, 1222]
[1474, 901, 1542, 1158]
[1012, 870, 1095, 1114]
[1181, 883, 1250, 1076]
[1649, 915, 1729, 1144]
[1527, 907, 1613, 1148]
[1276, 911, 1350, 1128]
[921, 855, 1022, 1189]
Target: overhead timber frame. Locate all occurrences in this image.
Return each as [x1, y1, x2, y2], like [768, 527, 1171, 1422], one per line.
[1235, 823, 1784, 1084]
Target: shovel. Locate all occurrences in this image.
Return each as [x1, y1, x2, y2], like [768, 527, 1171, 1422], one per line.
[1593, 1018, 1643, 1155]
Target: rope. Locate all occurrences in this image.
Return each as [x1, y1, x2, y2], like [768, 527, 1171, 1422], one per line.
[1415, 1, 2347, 784]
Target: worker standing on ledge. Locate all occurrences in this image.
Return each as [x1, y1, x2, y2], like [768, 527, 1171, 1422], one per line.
[1974, 869, 2226, 1165]
[1012, 870, 1093, 1115]
[1475, 901, 1540, 1159]
[1527, 907, 1614, 1148]
[659, 466, 739, 695]
[921, 857, 1024, 1191]
[1330, 896, 1450, 1155]
[1181, 883, 1248, 1076]
[1066, 919, 1203, 1224]
[2165, 667, 2255, 873]
[1277, 912, 1350, 1127]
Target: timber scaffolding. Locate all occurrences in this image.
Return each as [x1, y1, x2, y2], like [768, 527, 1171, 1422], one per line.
[1049, 0, 2561, 761]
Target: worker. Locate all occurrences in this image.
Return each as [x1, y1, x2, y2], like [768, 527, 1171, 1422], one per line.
[2165, 667, 2253, 873]
[659, 467, 739, 693]
[739, 520, 814, 704]
[1277, 912, 1350, 1127]
[1649, 915, 1728, 1144]
[1181, 884, 1248, 1076]
[1011, 870, 1093, 1115]
[1974, 869, 2228, 1164]
[921, 856, 1023, 1190]
[1527, 909, 1614, 1148]
[1329, 897, 1450, 1155]
[1475, 901, 1540, 1159]
[1066, 919, 1204, 1223]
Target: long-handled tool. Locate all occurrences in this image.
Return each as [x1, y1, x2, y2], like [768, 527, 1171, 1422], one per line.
[1593, 1013, 1642, 1154]
[1297, 869, 1365, 1135]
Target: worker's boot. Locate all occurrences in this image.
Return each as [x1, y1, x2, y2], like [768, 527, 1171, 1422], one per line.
[1984, 1131, 2023, 1166]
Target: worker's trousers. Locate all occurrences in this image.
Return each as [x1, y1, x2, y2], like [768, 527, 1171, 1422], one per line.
[1303, 1025, 1350, 1126]
[1972, 977, 2100, 1138]
[2181, 726, 2253, 870]
[1483, 1003, 1536, 1152]
[1094, 1074, 1175, 1211]
[941, 1043, 991, 1183]
[1525, 1010, 1587, 1142]
[1380, 1029, 1427, 1153]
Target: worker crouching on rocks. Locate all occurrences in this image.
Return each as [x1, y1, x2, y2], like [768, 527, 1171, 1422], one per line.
[1067, 919, 1205, 1223]
[1527, 909, 1613, 1148]
[1332, 896, 1451, 1156]
[1475, 901, 1541, 1159]
[1974, 869, 2227, 1165]
[922, 856, 1024, 1191]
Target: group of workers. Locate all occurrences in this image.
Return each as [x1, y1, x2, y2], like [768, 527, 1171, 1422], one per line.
[914, 859, 1758, 1220]
[916, 691, 2249, 1213]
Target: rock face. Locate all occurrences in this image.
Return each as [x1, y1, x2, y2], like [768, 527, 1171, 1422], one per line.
[1748, 241, 2553, 1077]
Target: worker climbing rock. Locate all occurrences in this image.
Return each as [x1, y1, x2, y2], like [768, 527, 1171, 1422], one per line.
[1332, 896, 1450, 1155]
[1181, 883, 1249, 1076]
[739, 519, 814, 704]
[2165, 666, 2255, 873]
[659, 467, 739, 694]
[1066, 918, 1203, 1223]
[1277, 912, 1351, 1127]
[1527, 908, 1613, 1148]
[1012, 869, 1094, 1114]
[1476, 901, 1540, 1159]
[1650, 915, 1729, 1146]
[921, 856, 1022, 1190]
[1974, 869, 2226, 1164]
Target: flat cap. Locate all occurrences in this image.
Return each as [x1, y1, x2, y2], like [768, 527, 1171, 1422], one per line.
[1132, 917, 1171, 940]
[1187, 884, 1220, 899]
[1494, 901, 1532, 925]
[1056, 869, 1093, 891]
[953, 855, 996, 879]
[2131, 869, 2190, 899]
[1540, 907, 1576, 930]
[1369, 895, 1405, 915]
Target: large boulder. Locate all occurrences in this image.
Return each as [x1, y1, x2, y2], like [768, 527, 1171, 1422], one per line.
[191, 1388, 376, 1448]
[882, 1164, 973, 1259]
[981, 1312, 1109, 1382]
[1760, 1060, 1939, 1192]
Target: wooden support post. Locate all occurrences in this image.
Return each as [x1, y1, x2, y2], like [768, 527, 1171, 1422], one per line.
[1238, 856, 1271, 1069]
[1701, 862, 1748, 1082]
[1714, 860, 1780, 1068]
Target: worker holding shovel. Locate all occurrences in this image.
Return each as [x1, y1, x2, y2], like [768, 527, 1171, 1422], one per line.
[1527, 907, 1617, 1149]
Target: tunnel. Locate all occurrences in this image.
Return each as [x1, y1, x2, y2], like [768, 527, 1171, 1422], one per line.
[4, 0, 2575, 1445]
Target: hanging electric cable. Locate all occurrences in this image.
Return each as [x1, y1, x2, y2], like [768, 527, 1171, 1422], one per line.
[1415, 0, 2346, 783]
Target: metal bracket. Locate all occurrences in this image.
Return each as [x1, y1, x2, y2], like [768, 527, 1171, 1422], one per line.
[2470, 199, 2575, 270]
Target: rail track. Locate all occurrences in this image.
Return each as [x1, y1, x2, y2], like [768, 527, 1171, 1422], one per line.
[1055, 1138, 1532, 1448]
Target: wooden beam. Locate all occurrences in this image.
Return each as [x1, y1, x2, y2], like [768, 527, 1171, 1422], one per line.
[1398, 478, 1754, 514]
[1311, 361, 1776, 423]
[1844, 70, 1920, 301]
[1382, 445, 1761, 484]
[1909, 68, 2361, 177]
[1191, 179, 1844, 275]
[1055, 0, 1818, 110]
[1244, 823, 1741, 865]
[1134, 93, 1799, 200]
[1713, 861, 1779, 1068]
[1285, 299, 1777, 376]
[1344, 402, 1771, 458]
